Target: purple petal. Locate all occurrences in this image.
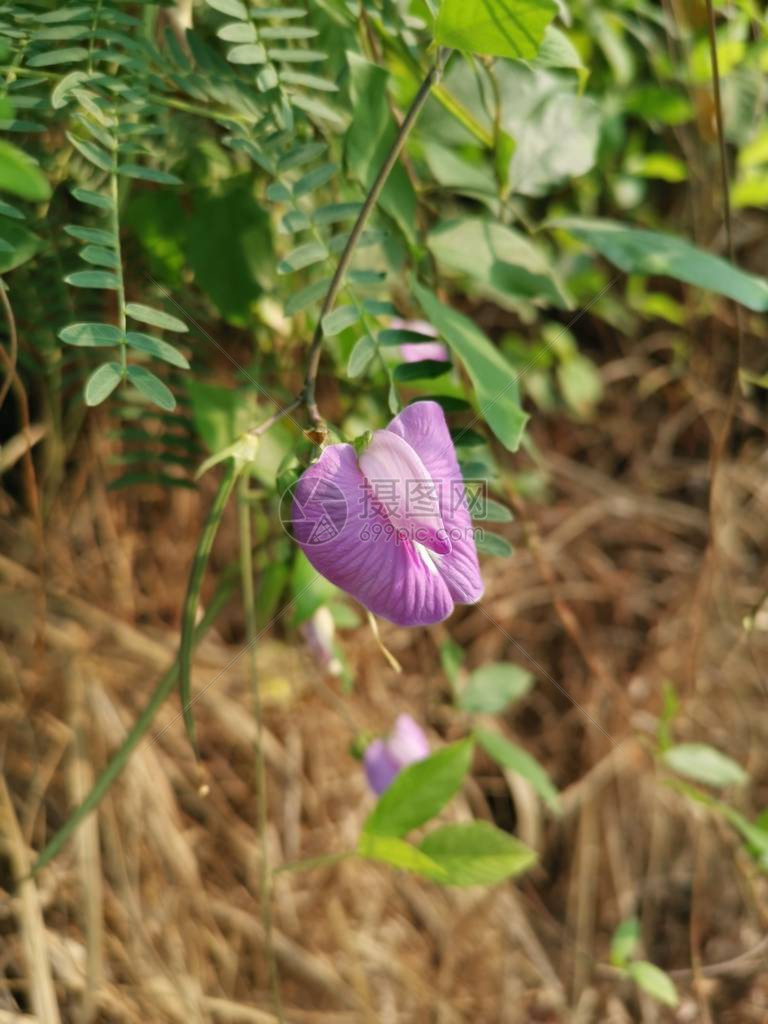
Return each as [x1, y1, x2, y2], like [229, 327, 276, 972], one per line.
[401, 341, 450, 364]
[359, 430, 451, 556]
[387, 402, 484, 606]
[363, 739, 400, 794]
[292, 444, 454, 626]
[386, 714, 429, 767]
[390, 318, 438, 338]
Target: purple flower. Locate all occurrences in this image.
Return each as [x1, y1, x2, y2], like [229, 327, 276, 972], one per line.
[300, 607, 342, 676]
[291, 401, 483, 626]
[390, 317, 450, 365]
[364, 714, 430, 794]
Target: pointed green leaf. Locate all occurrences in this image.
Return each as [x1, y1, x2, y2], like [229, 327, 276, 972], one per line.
[118, 164, 182, 185]
[66, 132, 112, 171]
[357, 833, 447, 881]
[65, 224, 113, 246]
[126, 365, 176, 410]
[126, 303, 188, 333]
[610, 918, 641, 967]
[418, 822, 537, 886]
[414, 282, 528, 452]
[277, 240, 327, 274]
[283, 276, 329, 315]
[476, 729, 559, 812]
[475, 530, 514, 557]
[85, 362, 122, 406]
[346, 334, 377, 378]
[79, 244, 118, 268]
[626, 962, 678, 1008]
[125, 332, 190, 369]
[71, 186, 112, 210]
[293, 161, 337, 197]
[662, 743, 747, 788]
[28, 46, 89, 67]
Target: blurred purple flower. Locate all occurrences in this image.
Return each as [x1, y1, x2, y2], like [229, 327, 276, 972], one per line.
[391, 317, 449, 365]
[364, 714, 430, 794]
[300, 607, 342, 676]
[291, 401, 483, 626]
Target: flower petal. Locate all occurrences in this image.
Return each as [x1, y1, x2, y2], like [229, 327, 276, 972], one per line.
[363, 739, 399, 794]
[387, 401, 484, 606]
[387, 714, 430, 766]
[292, 444, 455, 626]
[401, 340, 450, 363]
[359, 429, 451, 556]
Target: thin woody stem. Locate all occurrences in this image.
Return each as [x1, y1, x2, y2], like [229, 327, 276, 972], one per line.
[302, 51, 448, 426]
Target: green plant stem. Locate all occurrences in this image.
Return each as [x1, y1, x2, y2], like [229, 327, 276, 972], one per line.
[30, 577, 234, 876]
[302, 50, 448, 425]
[237, 474, 283, 1022]
[179, 460, 238, 756]
[109, 161, 127, 372]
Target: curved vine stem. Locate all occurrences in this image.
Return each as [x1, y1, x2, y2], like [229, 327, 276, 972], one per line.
[302, 50, 448, 425]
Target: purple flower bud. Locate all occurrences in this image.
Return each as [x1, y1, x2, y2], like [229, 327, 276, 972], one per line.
[363, 714, 430, 794]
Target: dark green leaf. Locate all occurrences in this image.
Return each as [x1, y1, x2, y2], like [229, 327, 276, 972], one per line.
[79, 244, 118, 268]
[65, 224, 113, 246]
[118, 164, 183, 185]
[71, 186, 112, 209]
[393, 359, 451, 382]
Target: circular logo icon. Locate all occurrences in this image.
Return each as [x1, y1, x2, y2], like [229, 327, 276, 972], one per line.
[279, 476, 348, 546]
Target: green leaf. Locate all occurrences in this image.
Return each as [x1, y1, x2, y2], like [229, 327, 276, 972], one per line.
[346, 335, 377, 378]
[460, 663, 533, 713]
[393, 360, 452, 382]
[627, 962, 678, 1008]
[126, 303, 188, 333]
[65, 224, 113, 246]
[536, 25, 586, 74]
[552, 217, 768, 312]
[217, 21, 257, 42]
[64, 270, 119, 289]
[321, 305, 359, 336]
[59, 322, 123, 347]
[206, 0, 248, 17]
[0, 140, 51, 201]
[66, 132, 112, 171]
[476, 498, 513, 522]
[79, 244, 118, 268]
[557, 354, 603, 417]
[293, 162, 337, 198]
[610, 918, 641, 968]
[126, 365, 176, 411]
[284, 277, 330, 315]
[476, 729, 559, 812]
[435, 0, 556, 59]
[227, 43, 267, 64]
[414, 282, 528, 452]
[418, 821, 537, 886]
[662, 743, 748, 789]
[0, 221, 40, 272]
[277, 241, 327, 274]
[427, 217, 570, 309]
[475, 531, 514, 557]
[27, 46, 89, 67]
[71, 186, 112, 210]
[125, 332, 190, 369]
[0, 199, 23, 220]
[625, 153, 688, 183]
[363, 738, 474, 838]
[85, 362, 122, 406]
[357, 833, 447, 881]
[345, 53, 416, 246]
[118, 164, 183, 185]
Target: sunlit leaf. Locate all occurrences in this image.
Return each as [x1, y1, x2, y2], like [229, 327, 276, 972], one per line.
[85, 362, 123, 406]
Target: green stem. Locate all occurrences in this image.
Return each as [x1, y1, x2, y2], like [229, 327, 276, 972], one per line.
[302, 50, 448, 424]
[30, 577, 234, 876]
[179, 460, 238, 756]
[237, 475, 283, 1022]
[109, 162, 127, 372]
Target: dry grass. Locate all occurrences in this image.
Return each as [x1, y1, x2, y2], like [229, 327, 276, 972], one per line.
[1, 331, 768, 1023]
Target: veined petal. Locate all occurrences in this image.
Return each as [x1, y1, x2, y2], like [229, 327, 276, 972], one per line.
[292, 444, 454, 626]
[387, 402, 484, 606]
[359, 429, 451, 556]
